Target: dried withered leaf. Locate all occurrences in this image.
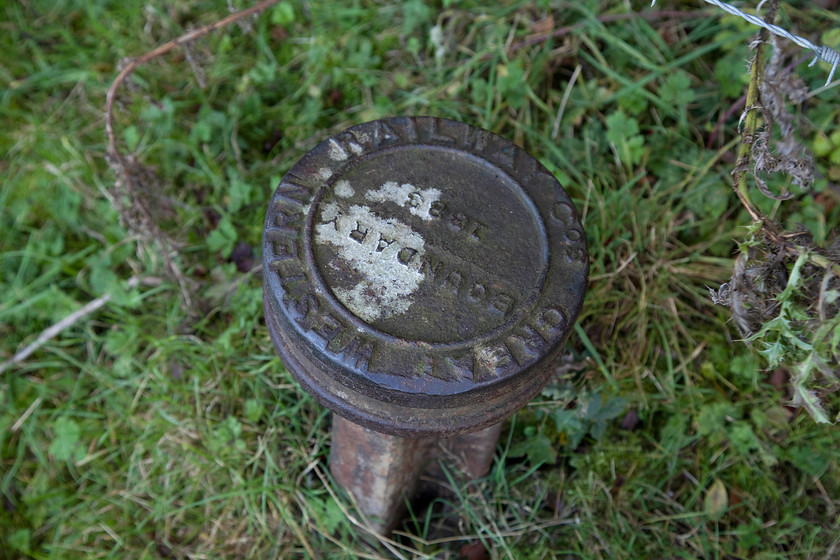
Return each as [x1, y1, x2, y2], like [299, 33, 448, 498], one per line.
[459, 541, 489, 560]
[704, 478, 728, 520]
[749, 36, 814, 198]
[620, 409, 640, 431]
[531, 15, 554, 35]
[230, 241, 255, 272]
[770, 368, 788, 390]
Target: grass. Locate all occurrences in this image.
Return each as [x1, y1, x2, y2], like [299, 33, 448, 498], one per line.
[2, 0, 840, 558]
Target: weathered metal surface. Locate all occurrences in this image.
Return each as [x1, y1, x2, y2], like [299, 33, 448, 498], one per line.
[263, 116, 588, 437]
[263, 117, 588, 437]
[264, 117, 587, 532]
[330, 415, 502, 534]
[330, 415, 435, 533]
[435, 422, 503, 480]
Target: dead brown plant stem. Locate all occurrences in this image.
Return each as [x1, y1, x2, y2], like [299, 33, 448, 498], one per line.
[105, 0, 281, 156]
[103, 0, 281, 305]
[0, 277, 144, 374]
[726, 2, 840, 280]
[733, 0, 780, 230]
[708, 93, 746, 149]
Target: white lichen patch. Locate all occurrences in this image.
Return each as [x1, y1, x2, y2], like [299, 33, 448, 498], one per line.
[334, 180, 354, 198]
[474, 345, 509, 379]
[348, 141, 363, 155]
[315, 204, 425, 322]
[365, 181, 441, 221]
[318, 167, 333, 180]
[319, 201, 341, 222]
[328, 139, 349, 161]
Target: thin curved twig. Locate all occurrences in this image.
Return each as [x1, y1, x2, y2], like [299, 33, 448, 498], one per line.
[0, 277, 150, 374]
[105, 0, 281, 156]
[103, 0, 281, 306]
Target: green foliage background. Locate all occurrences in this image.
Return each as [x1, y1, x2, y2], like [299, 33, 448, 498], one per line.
[1, 0, 839, 558]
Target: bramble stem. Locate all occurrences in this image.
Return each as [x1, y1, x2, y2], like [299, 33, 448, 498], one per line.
[732, 0, 780, 226]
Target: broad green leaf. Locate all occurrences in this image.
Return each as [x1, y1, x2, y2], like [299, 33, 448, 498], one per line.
[596, 396, 627, 421]
[123, 125, 140, 151]
[49, 417, 80, 461]
[552, 408, 582, 434]
[813, 134, 834, 157]
[8, 528, 31, 553]
[660, 413, 688, 453]
[319, 498, 345, 534]
[696, 401, 740, 438]
[659, 71, 695, 106]
[605, 111, 645, 165]
[714, 54, 749, 98]
[589, 419, 608, 441]
[727, 421, 760, 455]
[736, 518, 764, 550]
[586, 393, 603, 419]
[497, 60, 527, 110]
[618, 89, 648, 115]
[510, 432, 557, 466]
[207, 215, 237, 255]
[89, 261, 119, 297]
[401, 0, 431, 37]
[605, 111, 639, 141]
[786, 444, 831, 477]
[270, 2, 295, 25]
[552, 408, 585, 449]
[229, 176, 253, 214]
[759, 339, 786, 369]
[245, 399, 263, 423]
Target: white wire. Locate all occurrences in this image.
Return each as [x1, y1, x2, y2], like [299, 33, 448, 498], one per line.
[650, 0, 839, 86]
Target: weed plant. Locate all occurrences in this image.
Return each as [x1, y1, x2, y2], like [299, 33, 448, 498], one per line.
[1, 1, 839, 558]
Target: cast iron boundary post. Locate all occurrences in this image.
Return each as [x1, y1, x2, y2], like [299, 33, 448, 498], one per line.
[263, 117, 588, 533]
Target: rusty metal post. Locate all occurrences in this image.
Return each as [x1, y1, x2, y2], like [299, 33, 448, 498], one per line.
[329, 416, 503, 532]
[263, 117, 588, 533]
[330, 415, 436, 532]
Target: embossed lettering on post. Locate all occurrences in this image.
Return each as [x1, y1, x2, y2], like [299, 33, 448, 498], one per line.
[264, 117, 586, 399]
[263, 116, 588, 438]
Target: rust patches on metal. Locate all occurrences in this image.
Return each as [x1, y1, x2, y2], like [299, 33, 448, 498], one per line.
[263, 116, 588, 437]
[330, 415, 435, 533]
[330, 415, 503, 533]
[263, 117, 588, 532]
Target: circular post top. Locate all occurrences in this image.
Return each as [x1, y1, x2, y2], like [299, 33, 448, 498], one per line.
[263, 117, 588, 437]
